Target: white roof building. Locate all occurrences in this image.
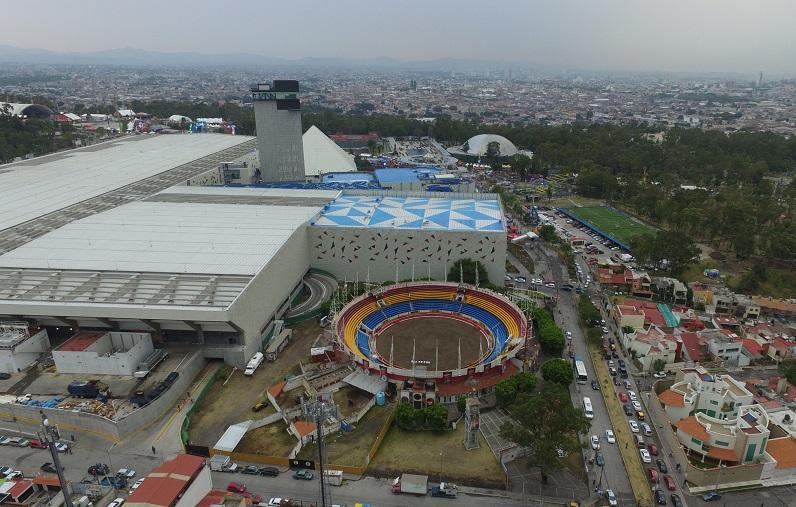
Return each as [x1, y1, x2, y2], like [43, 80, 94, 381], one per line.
[302, 125, 357, 177]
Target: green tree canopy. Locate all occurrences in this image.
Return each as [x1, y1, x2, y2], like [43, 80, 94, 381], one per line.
[541, 358, 574, 386]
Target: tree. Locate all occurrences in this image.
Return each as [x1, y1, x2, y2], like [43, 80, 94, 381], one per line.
[785, 364, 796, 386]
[510, 154, 532, 180]
[495, 379, 518, 407]
[541, 358, 574, 386]
[448, 259, 489, 285]
[652, 359, 666, 373]
[539, 224, 559, 243]
[622, 326, 635, 335]
[500, 384, 591, 482]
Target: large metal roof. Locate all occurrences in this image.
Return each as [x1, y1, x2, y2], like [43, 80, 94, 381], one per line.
[0, 200, 321, 276]
[0, 134, 254, 237]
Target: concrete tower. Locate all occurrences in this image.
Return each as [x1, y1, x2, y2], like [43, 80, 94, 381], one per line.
[251, 80, 305, 182]
[463, 397, 481, 450]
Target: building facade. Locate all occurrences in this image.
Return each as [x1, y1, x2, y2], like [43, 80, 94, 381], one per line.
[252, 80, 305, 182]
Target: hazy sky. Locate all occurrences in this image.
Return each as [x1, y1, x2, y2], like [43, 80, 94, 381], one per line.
[3, 0, 795, 74]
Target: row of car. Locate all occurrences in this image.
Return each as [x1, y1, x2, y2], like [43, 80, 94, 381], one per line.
[0, 435, 69, 451]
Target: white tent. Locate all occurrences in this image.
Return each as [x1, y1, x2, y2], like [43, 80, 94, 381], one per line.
[302, 125, 357, 177]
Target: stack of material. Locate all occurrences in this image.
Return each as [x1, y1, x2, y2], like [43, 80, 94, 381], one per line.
[57, 398, 116, 419]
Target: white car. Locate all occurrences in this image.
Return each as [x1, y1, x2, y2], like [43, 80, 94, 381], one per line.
[605, 429, 616, 444]
[632, 401, 643, 411]
[641, 422, 653, 436]
[108, 499, 125, 507]
[605, 489, 618, 506]
[591, 435, 600, 450]
[268, 499, 288, 507]
[629, 420, 640, 433]
[117, 468, 136, 478]
[623, 379, 632, 389]
[640, 448, 652, 463]
[653, 372, 667, 379]
[566, 331, 573, 340]
[5, 470, 23, 480]
[54, 442, 69, 453]
[545, 282, 556, 288]
[129, 478, 145, 494]
[628, 390, 637, 401]
[515, 276, 527, 283]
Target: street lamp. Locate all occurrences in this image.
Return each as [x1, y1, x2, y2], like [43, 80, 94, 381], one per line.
[37, 413, 74, 507]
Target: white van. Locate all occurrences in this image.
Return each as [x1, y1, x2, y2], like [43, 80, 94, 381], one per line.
[244, 352, 264, 376]
[582, 397, 594, 419]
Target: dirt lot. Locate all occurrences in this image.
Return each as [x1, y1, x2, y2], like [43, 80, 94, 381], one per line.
[368, 424, 505, 489]
[188, 320, 326, 446]
[236, 420, 297, 456]
[298, 403, 392, 467]
[373, 315, 488, 370]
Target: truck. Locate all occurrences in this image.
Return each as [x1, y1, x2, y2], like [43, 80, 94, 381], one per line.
[209, 454, 238, 473]
[431, 482, 458, 498]
[68, 380, 108, 399]
[391, 474, 428, 496]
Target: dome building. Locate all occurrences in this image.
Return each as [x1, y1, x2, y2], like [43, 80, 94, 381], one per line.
[448, 133, 531, 161]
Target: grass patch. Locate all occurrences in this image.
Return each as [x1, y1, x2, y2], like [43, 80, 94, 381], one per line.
[565, 206, 655, 245]
[237, 420, 297, 456]
[508, 242, 535, 273]
[588, 345, 654, 507]
[368, 423, 505, 489]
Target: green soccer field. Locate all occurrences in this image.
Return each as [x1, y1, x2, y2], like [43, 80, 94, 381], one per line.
[564, 206, 655, 245]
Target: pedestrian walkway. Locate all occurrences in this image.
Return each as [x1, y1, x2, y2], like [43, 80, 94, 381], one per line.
[479, 409, 516, 460]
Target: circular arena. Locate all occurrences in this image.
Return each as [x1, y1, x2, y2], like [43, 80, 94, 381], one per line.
[334, 282, 528, 383]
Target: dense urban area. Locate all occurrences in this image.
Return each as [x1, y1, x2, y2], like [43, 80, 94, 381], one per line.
[0, 51, 795, 507]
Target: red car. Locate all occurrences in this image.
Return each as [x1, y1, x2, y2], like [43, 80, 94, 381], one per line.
[663, 475, 676, 491]
[243, 492, 263, 504]
[227, 482, 246, 493]
[618, 392, 628, 403]
[29, 439, 48, 449]
[647, 443, 659, 456]
[647, 468, 659, 484]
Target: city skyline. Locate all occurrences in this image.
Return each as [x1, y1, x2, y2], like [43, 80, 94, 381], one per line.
[1, 0, 795, 75]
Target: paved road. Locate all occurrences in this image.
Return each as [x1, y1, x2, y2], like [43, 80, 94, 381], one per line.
[285, 270, 337, 318]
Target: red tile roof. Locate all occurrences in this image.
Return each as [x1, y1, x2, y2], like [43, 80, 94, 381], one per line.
[293, 421, 317, 438]
[436, 363, 519, 397]
[675, 416, 710, 442]
[707, 446, 738, 462]
[766, 437, 796, 469]
[680, 332, 705, 361]
[127, 454, 205, 507]
[268, 381, 286, 398]
[742, 339, 764, 356]
[658, 389, 685, 407]
[8, 479, 34, 498]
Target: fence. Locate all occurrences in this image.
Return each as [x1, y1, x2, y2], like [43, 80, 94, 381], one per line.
[181, 363, 223, 444]
[366, 406, 395, 466]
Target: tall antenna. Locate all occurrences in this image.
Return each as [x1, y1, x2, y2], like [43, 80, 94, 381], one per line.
[38, 414, 74, 507]
[436, 339, 439, 370]
[458, 337, 462, 370]
[475, 262, 479, 287]
[459, 261, 464, 285]
[411, 263, 415, 282]
[302, 398, 339, 507]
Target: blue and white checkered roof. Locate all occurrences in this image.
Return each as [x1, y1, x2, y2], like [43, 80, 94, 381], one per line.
[312, 196, 504, 231]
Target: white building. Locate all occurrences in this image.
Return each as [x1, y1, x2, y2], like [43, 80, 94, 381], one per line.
[302, 125, 357, 178]
[0, 323, 50, 374]
[53, 331, 154, 376]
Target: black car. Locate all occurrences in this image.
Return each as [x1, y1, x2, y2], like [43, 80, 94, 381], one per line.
[671, 494, 683, 507]
[656, 459, 668, 473]
[591, 380, 600, 391]
[618, 359, 626, 368]
[619, 369, 629, 379]
[611, 350, 619, 358]
[654, 488, 666, 506]
[41, 463, 58, 474]
[258, 466, 279, 477]
[242, 465, 260, 475]
[88, 463, 110, 476]
[0, 372, 11, 380]
[623, 404, 633, 416]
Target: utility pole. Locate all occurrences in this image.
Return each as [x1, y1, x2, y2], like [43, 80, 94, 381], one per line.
[302, 398, 339, 507]
[37, 413, 74, 507]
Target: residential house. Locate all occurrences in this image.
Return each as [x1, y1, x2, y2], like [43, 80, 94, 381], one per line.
[624, 325, 680, 372]
[767, 336, 796, 363]
[752, 296, 796, 319]
[654, 277, 688, 305]
[702, 328, 750, 367]
[689, 282, 714, 310]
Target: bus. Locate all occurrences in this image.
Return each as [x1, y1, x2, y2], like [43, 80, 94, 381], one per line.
[582, 397, 594, 419]
[573, 356, 588, 384]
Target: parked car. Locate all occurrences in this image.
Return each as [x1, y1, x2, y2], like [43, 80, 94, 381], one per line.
[0, 466, 13, 477]
[618, 359, 626, 368]
[629, 420, 640, 433]
[99, 476, 127, 489]
[0, 373, 11, 380]
[595, 452, 605, 467]
[618, 392, 628, 403]
[623, 404, 633, 416]
[41, 463, 58, 474]
[663, 475, 676, 491]
[258, 467, 279, 477]
[107, 499, 125, 507]
[129, 478, 145, 494]
[605, 430, 616, 444]
[591, 435, 601, 450]
[604, 489, 618, 506]
[654, 488, 666, 506]
[653, 371, 667, 379]
[5, 471, 23, 480]
[242, 465, 261, 475]
[609, 367, 617, 376]
[656, 459, 668, 473]
[702, 491, 721, 502]
[640, 449, 652, 463]
[227, 481, 247, 493]
[623, 379, 632, 389]
[243, 492, 263, 504]
[647, 468, 659, 484]
[671, 493, 683, 507]
[54, 442, 69, 453]
[6, 437, 29, 447]
[116, 468, 136, 478]
[632, 401, 643, 411]
[292, 469, 313, 481]
[641, 422, 653, 435]
[0, 436, 11, 445]
[591, 380, 600, 391]
[628, 390, 637, 401]
[648, 443, 659, 456]
[29, 439, 48, 449]
[88, 463, 110, 476]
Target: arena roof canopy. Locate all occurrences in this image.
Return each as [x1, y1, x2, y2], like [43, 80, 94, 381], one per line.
[0, 102, 53, 119]
[459, 133, 518, 157]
